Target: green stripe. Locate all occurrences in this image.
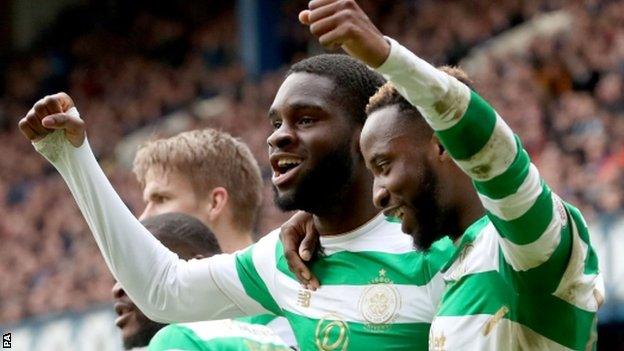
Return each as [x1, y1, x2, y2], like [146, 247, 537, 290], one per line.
[498, 222, 571, 294]
[149, 324, 204, 350]
[235, 246, 282, 315]
[487, 183, 553, 245]
[436, 90, 497, 160]
[474, 136, 530, 199]
[235, 313, 277, 326]
[149, 324, 291, 351]
[437, 271, 515, 317]
[282, 310, 430, 351]
[566, 204, 599, 275]
[275, 239, 454, 286]
[437, 271, 595, 350]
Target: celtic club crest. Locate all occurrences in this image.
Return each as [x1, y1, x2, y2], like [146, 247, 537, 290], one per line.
[358, 269, 401, 327]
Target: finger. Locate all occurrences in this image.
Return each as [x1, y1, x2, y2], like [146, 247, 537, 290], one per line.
[298, 10, 311, 25]
[50, 92, 75, 112]
[41, 110, 85, 147]
[308, 0, 344, 23]
[309, 12, 341, 38]
[299, 224, 319, 262]
[284, 249, 312, 285]
[18, 118, 38, 141]
[317, 23, 352, 48]
[309, 0, 338, 11]
[24, 110, 49, 136]
[42, 95, 65, 115]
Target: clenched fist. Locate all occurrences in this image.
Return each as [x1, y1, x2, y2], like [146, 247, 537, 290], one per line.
[299, 0, 390, 68]
[18, 92, 85, 147]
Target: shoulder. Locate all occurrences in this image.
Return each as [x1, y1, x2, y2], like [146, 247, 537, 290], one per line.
[149, 323, 200, 350]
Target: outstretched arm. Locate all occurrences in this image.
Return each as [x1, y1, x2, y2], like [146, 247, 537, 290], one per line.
[18, 94, 273, 322]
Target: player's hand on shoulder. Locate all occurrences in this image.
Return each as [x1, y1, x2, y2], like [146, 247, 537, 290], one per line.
[18, 92, 86, 147]
[299, 0, 390, 68]
[280, 211, 321, 291]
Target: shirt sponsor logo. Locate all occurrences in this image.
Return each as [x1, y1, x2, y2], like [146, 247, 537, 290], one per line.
[315, 313, 349, 351]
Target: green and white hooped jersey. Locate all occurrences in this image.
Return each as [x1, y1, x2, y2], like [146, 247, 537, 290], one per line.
[148, 319, 291, 351]
[376, 37, 604, 351]
[223, 215, 455, 350]
[33, 131, 453, 351]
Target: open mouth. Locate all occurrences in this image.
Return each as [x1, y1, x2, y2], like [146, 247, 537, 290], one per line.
[383, 205, 406, 220]
[271, 156, 303, 187]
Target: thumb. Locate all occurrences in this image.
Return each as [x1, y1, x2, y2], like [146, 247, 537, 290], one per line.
[298, 10, 311, 25]
[41, 108, 85, 147]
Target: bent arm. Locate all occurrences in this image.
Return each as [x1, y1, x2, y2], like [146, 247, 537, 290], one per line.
[374, 38, 571, 289]
[34, 131, 268, 322]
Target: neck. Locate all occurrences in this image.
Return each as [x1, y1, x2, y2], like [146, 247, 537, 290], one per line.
[313, 169, 379, 236]
[211, 221, 254, 253]
[446, 179, 485, 242]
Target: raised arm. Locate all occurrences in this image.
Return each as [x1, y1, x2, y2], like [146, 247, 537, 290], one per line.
[300, 0, 576, 290]
[18, 94, 272, 322]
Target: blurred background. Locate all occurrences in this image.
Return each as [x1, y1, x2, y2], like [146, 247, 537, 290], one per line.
[0, 0, 622, 349]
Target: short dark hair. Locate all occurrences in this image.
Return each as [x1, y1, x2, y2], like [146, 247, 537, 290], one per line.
[141, 212, 221, 258]
[288, 54, 386, 125]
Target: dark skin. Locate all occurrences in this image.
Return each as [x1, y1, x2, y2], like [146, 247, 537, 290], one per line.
[361, 105, 485, 246]
[269, 72, 379, 288]
[112, 237, 205, 349]
[283, 0, 484, 287]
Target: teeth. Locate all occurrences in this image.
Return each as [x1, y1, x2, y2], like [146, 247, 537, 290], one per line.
[277, 158, 302, 168]
[388, 206, 406, 220]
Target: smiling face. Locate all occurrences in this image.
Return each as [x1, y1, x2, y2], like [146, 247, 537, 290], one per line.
[267, 72, 360, 214]
[361, 105, 447, 249]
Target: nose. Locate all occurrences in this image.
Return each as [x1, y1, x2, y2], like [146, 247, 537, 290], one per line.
[112, 282, 126, 299]
[138, 204, 152, 221]
[373, 182, 391, 209]
[267, 124, 295, 149]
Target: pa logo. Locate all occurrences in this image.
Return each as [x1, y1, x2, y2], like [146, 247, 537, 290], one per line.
[2, 333, 10, 349]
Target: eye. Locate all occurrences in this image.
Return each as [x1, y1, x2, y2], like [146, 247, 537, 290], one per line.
[377, 160, 391, 175]
[298, 116, 315, 126]
[152, 194, 168, 204]
[271, 119, 283, 130]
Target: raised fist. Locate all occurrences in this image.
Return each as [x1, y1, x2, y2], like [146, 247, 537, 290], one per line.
[18, 92, 85, 147]
[299, 0, 390, 68]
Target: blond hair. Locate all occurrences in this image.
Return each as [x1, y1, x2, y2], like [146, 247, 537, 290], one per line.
[133, 129, 263, 232]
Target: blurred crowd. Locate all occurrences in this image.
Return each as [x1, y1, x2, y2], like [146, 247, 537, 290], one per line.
[0, 0, 622, 324]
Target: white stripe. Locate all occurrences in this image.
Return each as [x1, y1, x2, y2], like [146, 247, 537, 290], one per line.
[376, 37, 472, 131]
[251, 230, 280, 300]
[320, 215, 415, 256]
[456, 114, 517, 181]
[497, 199, 564, 271]
[553, 216, 603, 312]
[430, 315, 573, 351]
[274, 270, 435, 324]
[209, 253, 269, 315]
[444, 223, 500, 282]
[478, 164, 542, 220]
[180, 320, 288, 345]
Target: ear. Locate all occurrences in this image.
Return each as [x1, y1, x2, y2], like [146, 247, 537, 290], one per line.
[193, 254, 205, 260]
[430, 135, 451, 162]
[352, 126, 364, 158]
[206, 187, 229, 222]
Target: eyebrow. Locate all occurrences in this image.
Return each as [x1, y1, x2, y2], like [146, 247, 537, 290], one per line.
[268, 101, 327, 119]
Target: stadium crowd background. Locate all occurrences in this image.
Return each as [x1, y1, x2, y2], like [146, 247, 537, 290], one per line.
[0, 0, 622, 337]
